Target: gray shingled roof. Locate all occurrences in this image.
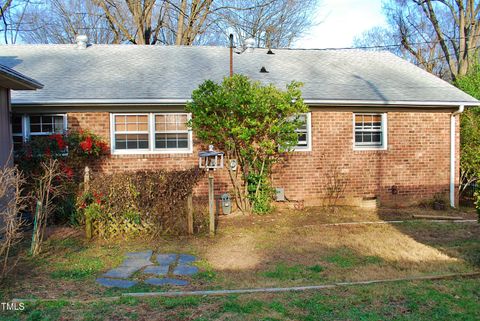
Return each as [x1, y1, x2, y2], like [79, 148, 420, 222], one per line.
[0, 44, 477, 106]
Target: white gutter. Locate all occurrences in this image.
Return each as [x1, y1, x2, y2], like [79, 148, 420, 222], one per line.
[10, 98, 480, 107]
[303, 99, 480, 107]
[450, 105, 464, 208]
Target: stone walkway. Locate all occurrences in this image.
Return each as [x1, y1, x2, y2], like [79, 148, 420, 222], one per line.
[96, 250, 199, 288]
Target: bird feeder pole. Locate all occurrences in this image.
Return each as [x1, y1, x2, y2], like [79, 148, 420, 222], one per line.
[208, 172, 215, 236]
[198, 145, 224, 237]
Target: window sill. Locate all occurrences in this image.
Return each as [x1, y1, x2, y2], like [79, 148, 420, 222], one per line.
[353, 146, 388, 152]
[111, 149, 193, 156]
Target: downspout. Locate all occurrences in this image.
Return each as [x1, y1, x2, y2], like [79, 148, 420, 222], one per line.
[450, 105, 464, 207]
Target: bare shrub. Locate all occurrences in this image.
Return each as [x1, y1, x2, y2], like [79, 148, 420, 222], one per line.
[30, 159, 65, 256]
[84, 168, 204, 237]
[325, 165, 348, 211]
[0, 165, 26, 278]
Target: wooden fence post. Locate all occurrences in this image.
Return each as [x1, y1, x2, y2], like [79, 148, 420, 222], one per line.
[187, 194, 193, 235]
[84, 166, 90, 191]
[84, 166, 92, 240]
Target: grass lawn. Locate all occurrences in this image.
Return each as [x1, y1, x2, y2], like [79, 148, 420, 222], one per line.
[2, 278, 479, 320]
[0, 205, 478, 319]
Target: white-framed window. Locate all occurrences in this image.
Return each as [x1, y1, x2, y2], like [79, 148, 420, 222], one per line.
[110, 113, 192, 154]
[112, 114, 150, 151]
[293, 112, 312, 151]
[353, 113, 387, 150]
[11, 113, 67, 150]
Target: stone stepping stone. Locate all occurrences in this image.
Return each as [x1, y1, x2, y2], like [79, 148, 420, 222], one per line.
[173, 265, 199, 276]
[125, 250, 153, 260]
[156, 254, 178, 266]
[178, 254, 196, 264]
[121, 258, 153, 268]
[144, 278, 189, 286]
[143, 265, 169, 276]
[103, 266, 141, 279]
[96, 278, 137, 288]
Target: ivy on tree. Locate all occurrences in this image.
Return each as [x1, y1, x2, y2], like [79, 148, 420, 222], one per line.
[187, 74, 308, 214]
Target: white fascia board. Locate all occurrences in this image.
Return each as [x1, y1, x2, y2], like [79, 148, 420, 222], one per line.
[304, 99, 480, 107]
[11, 98, 190, 106]
[11, 98, 480, 108]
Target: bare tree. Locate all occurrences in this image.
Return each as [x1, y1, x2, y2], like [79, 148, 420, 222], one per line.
[355, 1, 480, 81]
[17, 0, 120, 44]
[92, 0, 219, 45]
[0, 0, 31, 44]
[11, 0, 321, 47]
[30, 159, 64, 256]
[211, 0, 321, 48]
[411, 0, 480, 80]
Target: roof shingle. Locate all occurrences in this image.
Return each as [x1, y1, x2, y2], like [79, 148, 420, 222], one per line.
[0, 44, 477, 106]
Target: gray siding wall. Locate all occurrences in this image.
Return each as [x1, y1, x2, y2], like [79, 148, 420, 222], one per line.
[0, 87, 12, 168]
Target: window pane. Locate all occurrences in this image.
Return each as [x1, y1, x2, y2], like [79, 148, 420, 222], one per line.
[13, 136, 23, 151]
[178, 139, 188, 148]
[30, 115, 41, 124]
[287, 113, 309, 149]
[155, 133, 189, 149]
[115, 115, 126, 124]
[42, 123, 53, 132]
[126, 115, 137, 123]
[127, 123, 137, 131]
[30, 124, 41, 132]
[138, 122, 148, 131]
[12, 115, 22, 133]
[355, 115, 363, 127]
[363, 133, 372, 142]
[354, 113, 384, 147]
[53, 116, 64, 132]
[355, 133, 362, 143]
[297, 133, 307, 145]
[115, 114, 148, 132]
[155, 133, 166, 149]
[115, 133, 148, 150]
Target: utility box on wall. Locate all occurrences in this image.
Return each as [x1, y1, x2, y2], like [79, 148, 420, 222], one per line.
[275, 188, 285, 201]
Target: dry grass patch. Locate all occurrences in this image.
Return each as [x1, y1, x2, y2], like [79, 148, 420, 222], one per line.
[2, 206, 479, 301]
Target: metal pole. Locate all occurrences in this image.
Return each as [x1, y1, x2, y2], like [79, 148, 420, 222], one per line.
[229, 34, 234, 77]
[208, 171, 215, 236]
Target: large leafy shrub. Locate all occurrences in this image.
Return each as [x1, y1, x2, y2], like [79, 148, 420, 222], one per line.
[186, 74, 308, 214]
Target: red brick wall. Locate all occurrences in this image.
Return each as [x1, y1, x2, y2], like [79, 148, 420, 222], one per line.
[272, 111, 456, 206]
[67, 110, 458, 206]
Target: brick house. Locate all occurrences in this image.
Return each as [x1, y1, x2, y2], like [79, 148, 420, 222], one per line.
[1, 42, 478, 207]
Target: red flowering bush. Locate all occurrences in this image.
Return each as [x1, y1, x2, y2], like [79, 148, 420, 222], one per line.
[15, 130, 109, 225]
[67, 130, 110, 159]
[16, 129, 108, 176]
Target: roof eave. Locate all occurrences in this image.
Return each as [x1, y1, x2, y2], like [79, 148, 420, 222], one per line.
[304, 99, 480, 108]
[0, 68, 44, 90]
[11, 98, 480, 108]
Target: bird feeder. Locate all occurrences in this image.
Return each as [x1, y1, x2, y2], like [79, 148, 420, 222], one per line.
[198, 145, 224, 236]
[198, 145, 224, 170]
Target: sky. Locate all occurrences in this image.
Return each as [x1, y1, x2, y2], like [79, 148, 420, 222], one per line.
[294, 0, 387, 49]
